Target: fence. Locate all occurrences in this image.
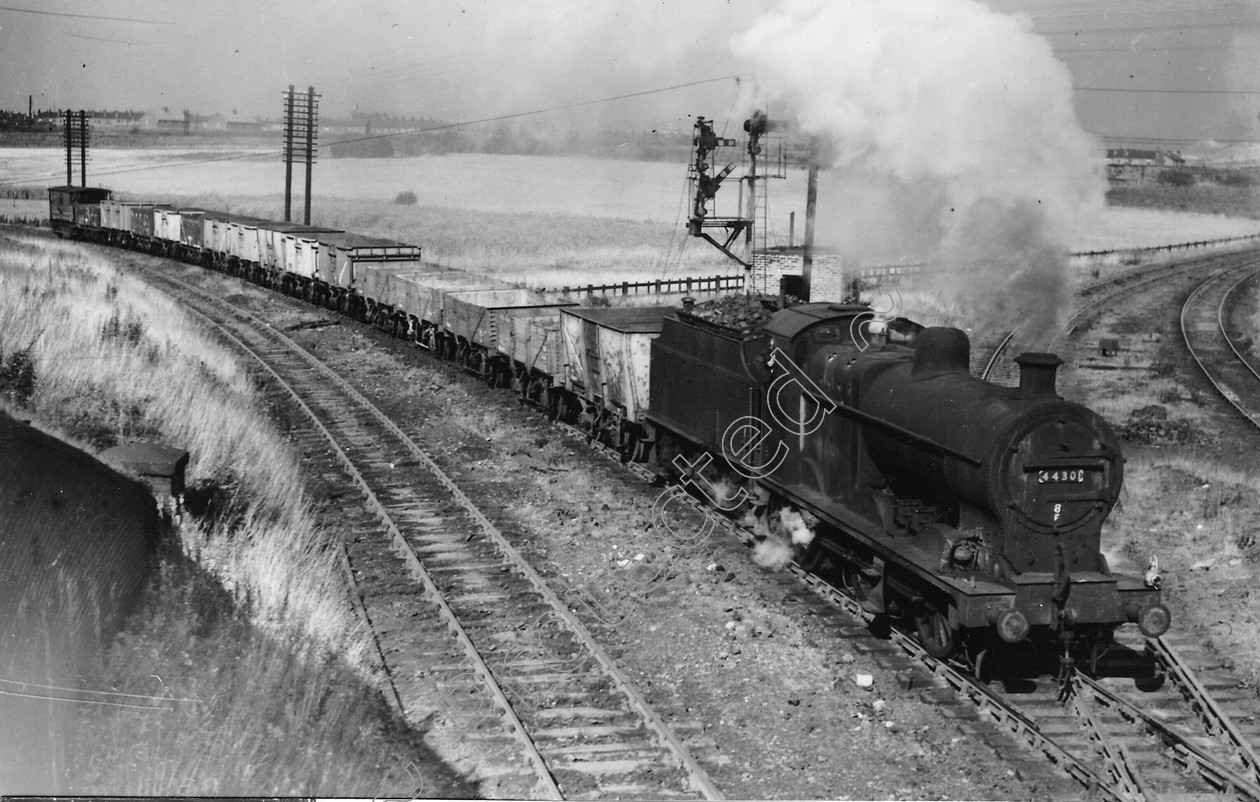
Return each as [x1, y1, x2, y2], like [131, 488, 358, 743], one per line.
[1070, 232, 1260, 260]
[557, 273, 746, 298]
[816, 231, 1260, 286]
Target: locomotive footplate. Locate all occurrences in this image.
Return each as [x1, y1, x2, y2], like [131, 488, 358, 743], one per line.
[931, 571, 1165, 635]
[1003, 572, 1166, 635]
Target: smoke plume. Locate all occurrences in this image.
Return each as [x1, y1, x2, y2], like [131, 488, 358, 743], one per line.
[731, 0, 1106, 346]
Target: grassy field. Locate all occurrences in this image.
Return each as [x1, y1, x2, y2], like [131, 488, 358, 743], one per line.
[0, 231, 470, 796]
[5, 148, 1259, 282]
[1107, 181, 1260, 220]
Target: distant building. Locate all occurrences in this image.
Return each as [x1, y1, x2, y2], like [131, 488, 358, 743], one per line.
[1106, 148, 1186, 181]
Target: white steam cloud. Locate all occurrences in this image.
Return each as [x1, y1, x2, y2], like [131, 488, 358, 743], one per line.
[731, 0, 1106, 346]
[751, 507, 816, 571]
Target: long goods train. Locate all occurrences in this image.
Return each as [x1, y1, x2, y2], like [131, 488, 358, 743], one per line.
[46, 182, 1170, 666]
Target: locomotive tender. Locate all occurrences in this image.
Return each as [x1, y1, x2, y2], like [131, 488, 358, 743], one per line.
[46, 183, 1169, 662]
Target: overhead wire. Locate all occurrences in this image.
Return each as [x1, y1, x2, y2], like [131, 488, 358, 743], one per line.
[1076, 86, 1260, 95]
[0, 76, 743, 187]
[0, 4, 170, 24]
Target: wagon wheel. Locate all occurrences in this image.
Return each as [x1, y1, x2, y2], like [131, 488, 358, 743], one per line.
[631, 433, 652, 464]
[915, 602, 958, 660]
[542, 388, 560, 421]
[491, 363, 510, 389]
[582, 405, 602, 442]
[619, 427, 639, 464]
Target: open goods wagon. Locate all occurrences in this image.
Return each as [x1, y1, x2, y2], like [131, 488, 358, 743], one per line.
[357, 266, 507, 346]
[100, 199, 145, 244]
[315, 233, 427, 308]
[448, 285, 577, 357]
[554, 306, 672, 449]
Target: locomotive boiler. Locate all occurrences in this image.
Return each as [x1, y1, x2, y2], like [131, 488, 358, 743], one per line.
[647, 301, 1168, 659]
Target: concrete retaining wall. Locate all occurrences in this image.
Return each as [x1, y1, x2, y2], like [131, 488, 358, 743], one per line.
[0, 412, 159, 791]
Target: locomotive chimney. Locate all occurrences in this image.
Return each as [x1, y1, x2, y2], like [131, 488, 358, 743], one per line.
[1015, 352, 1063, 398]
[911, 327, 970, 374]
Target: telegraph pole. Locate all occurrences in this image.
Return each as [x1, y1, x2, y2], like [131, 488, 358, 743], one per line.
[64, 109, 72, 186]
[79, 111, 88, 187]
[283, 86, 295, 222]
[303, 86, 317, 225]
[282, 85, 319, 224]
[63, 110, 90, 186]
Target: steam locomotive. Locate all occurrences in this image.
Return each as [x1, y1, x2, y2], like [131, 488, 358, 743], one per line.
[649, 300, 1169, 663]
[46, 181, 1169, 664]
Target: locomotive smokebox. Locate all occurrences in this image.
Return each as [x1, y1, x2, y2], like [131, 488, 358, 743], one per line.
[1014, 352, 1063, 398]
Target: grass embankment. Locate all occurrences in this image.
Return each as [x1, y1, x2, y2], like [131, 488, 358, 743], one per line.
[0, 231, 470, 796]
[1104, 452, 1260, 684]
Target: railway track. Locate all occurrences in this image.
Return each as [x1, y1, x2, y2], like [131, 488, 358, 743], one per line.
[127, 247, 1260, 801]
[979, 248, 1260, 382]
[799, 565, 1260, 798]
[137, 266, 725, 800]
[1180, 257, 1260, 430]
[774, 532, 1260, 800]
[580, 427, 1260, 801]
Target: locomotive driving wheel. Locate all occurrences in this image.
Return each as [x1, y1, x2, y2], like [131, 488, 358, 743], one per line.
[915, 602, 957, 659]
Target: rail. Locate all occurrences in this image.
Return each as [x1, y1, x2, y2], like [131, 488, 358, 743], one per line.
[1150, 629, 1260, 786]
[1179, 260, 1260, 430]
[1075, 666, 1260, 798]
[144, 267, 724, 799]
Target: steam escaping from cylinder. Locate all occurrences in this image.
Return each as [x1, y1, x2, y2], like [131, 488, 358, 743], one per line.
[731, 0, 1105, 347]
[752, 507, 816, 571]
[777, 507, 815, 547]
[753, 538, 794, 571]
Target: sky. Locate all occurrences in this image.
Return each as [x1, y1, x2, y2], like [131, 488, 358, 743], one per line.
[0, 0, 1257, 149]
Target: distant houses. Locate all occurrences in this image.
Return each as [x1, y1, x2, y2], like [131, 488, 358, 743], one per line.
[1106, 147, 1186, 182]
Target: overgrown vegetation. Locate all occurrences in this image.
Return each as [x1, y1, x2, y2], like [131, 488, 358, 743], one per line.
[0, 231, 466, 795]
[1107, 179, 1260, 219]
[1105, 453, 1260, 687]
[0, 344, 37, 407]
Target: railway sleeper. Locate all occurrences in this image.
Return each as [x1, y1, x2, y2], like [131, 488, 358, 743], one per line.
[529, 723, 653, 740]
[550, 758, 657, 776]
